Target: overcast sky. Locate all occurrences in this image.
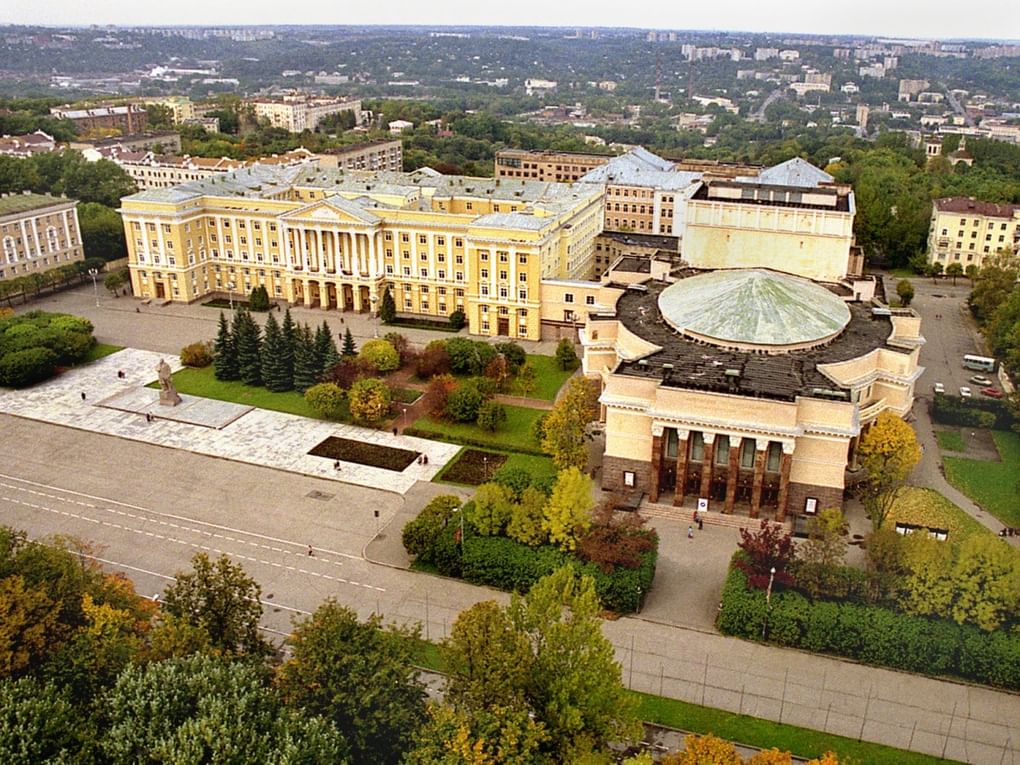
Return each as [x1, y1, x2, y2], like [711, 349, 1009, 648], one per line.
[5, 0, 1017, 41]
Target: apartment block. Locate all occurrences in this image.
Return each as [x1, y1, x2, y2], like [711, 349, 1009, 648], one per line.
[495, 149, 612, 182]
[119, 166, 604, 340]
[318, 140, 403, 172]
[249, 95, 362, 133]
[927, 197, 1020, 268]
[0, 192, 84, 283]
[50, 104, 148, 134]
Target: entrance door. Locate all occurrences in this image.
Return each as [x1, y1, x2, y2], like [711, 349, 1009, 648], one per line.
[155, 282, 165, 299]
[497, 317, 510, 336]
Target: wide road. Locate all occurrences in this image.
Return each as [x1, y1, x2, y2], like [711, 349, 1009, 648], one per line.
[2, 414, 1019, 764]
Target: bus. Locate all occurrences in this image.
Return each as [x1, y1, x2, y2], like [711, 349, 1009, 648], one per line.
[962, 355, 997, 372]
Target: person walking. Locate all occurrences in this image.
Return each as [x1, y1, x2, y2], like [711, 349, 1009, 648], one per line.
[307, 545, 314, 556]
[80, 391, 86, 401]
[688, 525, 694, 540]
[698, 515, 704, 531]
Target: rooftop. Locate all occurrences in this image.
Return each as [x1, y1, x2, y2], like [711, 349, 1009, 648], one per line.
[607, 275, 898, 402]
[0, 192, 73, 217]
[600, 231, 680, 251]
[934, 197, 1020, 218]
[692, 181, 852, 212]
[739, 157, 833, 188]
[580, 147, 701, 190]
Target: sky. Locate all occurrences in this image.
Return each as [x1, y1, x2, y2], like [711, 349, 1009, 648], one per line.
[4, 0, 1017, 42]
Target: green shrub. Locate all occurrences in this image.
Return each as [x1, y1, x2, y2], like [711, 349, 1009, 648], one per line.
[476, 401, 507, 432]
[248, 285, 270, 311]
[348, 378, 391, 424]
[402, 427, 548, 457]
[445, 380, 488, 422]
[448, 308, 466, 331]
[445, 338, 495, 376]
[491, 465, 533, 501]
[402, 495, 461, 562]
[0, 347, 57, 387]
[179, 341, 214, 368]
[0, 311, 95, 369]
[358, 339, 400, 373]
[932, 393, 1012, 430]
[433, 508, 466, 577]
[303, 382, 347, 420]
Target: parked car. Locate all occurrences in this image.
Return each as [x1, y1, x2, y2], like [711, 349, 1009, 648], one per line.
[981, 387, 1003, 399]
[960, 386, 972, 398]
[969, 375, 993, 386]
[933, 382, 945, 394]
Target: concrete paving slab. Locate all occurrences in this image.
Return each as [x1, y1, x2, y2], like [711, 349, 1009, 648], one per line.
[98, 387, 253, 428]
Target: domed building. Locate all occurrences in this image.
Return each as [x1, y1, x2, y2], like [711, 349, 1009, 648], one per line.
[581, 266, 923, 521]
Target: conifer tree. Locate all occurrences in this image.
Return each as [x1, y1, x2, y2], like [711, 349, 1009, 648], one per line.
[213, 311, 239, 381]
[312, 321, 335, 375]
[260, 312, 291, 392]
[380, 286, 396, 323]
[323, 337, 342, 371]
[234, 309, 263, 387]
[293, 324, 319, 393]
[341, 327, 357, 358]
[280, 307, 297, 386]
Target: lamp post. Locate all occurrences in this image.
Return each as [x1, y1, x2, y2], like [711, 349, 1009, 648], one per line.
[88, 268, 99, 307]
[762, 565, 776, 641]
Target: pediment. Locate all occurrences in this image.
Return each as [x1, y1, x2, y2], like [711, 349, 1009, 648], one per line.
[282, 197, 379, 225]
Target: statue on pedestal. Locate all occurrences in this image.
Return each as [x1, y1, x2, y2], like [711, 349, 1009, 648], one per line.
[157, 359, 182, 407]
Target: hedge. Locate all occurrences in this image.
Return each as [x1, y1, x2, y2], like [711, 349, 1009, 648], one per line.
[932, 393, 1013, 430]
[718, 566, 1020, 690]
[402, 426, 548, 457]
[459, 533, 657, 614]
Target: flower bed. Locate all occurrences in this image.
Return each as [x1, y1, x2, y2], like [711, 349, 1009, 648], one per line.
[308, 436, 419, 471]
[437, 449, 508, 485]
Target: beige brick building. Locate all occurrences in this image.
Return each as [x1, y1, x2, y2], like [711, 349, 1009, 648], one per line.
[317, 140, 403, 172]
[0, 193, 84, 283]
[927, 197, 1020, 269]
[249, 96, 362, 133]
[495, 149, 611, 182]
[118, 166, 603, 340]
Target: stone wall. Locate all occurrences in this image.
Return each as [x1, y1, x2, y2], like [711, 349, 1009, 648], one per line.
[602, 455, 653, 495]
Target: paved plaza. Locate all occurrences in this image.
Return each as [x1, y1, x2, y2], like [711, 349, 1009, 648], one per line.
[0, 348, 460, 495]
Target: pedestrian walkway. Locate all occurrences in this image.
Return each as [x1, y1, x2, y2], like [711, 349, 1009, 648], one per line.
[0, 348, 460, 495]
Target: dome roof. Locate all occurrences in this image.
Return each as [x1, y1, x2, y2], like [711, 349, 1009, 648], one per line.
[657, 269, 851, 350]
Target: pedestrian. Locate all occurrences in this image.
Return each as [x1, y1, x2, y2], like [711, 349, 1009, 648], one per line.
[688, 525, 694, 540]
[392, 427, 398, 436]
[693, 509, 699, 525]
[334, 460, 341, 471]
[698, 516, 704, 531]
[80, 391, 86, 401]
[307, 545, 314, 556]
[423, 454, 428, 465]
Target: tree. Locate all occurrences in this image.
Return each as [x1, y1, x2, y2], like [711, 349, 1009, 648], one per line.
[341, 327, 357, 357]
[103, 271, 124, 297]
[576, 504, 657, 574]
[965, 264, 979, 282]
[945, 535, 1020, 631]
[542, 467, 594, 551]
[305, 382, 347, 420]
[898, 533, 954, 619]
[402, 495, 461, 562]
[260, 311, 292, 391]
[555, 337, 578, 370]
[968, 254, 1020, 323]
[232, 309, 263, 387]
[448, 308, 466, 330]
[928, 261, 944, 283]
[77, 202, 127, 262]
[380, 286, 396, 323]
[507, 487, 549, 546]
[417, 343, 452, 378]
[161, 553, 269, 657]
[180, 340, 213, 368]
[277, 600, 426, 765]
[662, 734, 742, 765]
[348, 378, 391, 424]
[541, 377, 599, 470]
[515, 360, 537, 396]
[0, 677, 85, 765]
[467, 483, 514, 536]
[445, 338, 496, 376]
[384, 332, 411, 365]
[404, 703, 547, 765]
[895, 279, 914, 306]
[493, 341, 527, 373]
[855, 412, 922, 531]
[313, 321, 339, 375]
[795, 508, 849, 599]
[945, 261, 964, 285]
[280, 308, 297, 385]
[358, 339, 400, 372]
[484, 353, 511, 391]
[508, 567, 640, 760]
[248, 284, 270, 311]
[476, 401, 507, 432]
[0, 575, 61, 679]
[445, 380, 488, 423]
[103, 654, 347, 765]
[213, 312, 239, 381]
[425, 374, 458, 418]
[736, 519, 797, 590]
[292, 323, 319, 393]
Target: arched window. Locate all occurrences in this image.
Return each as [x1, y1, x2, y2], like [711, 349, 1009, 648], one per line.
[3, 236, 15, 263]
[46, 226, 59, 253]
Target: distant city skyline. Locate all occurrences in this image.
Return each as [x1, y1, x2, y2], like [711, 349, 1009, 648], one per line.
[3, 1, 1016, 43]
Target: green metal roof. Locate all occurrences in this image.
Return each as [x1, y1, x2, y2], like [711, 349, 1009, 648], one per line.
[0, 193, 71, 217]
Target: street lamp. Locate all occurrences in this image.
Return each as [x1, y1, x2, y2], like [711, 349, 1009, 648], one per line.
[762, 565, 776, 641]
[88, 268, 99, 307]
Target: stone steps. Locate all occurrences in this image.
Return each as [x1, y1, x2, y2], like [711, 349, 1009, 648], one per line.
[639, 501, 788, 531]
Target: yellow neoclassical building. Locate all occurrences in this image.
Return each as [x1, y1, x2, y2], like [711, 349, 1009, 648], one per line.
[582, 268, 923, 521]
[118, 165, 604, 340]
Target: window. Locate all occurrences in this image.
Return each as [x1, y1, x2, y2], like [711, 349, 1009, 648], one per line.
[740, 439, 756, 470]
[46, 226, 59, 252]
[454, 238, 463, 247]
[715, 436, 730, 465]
[519, 272, 527, 282]
[766, 443, 782, 473]
[564, 293, 574, 303]
[585, 295, 595, 305]
[690, 433, 705, 463]
[3, 236, 15, 263]
[480, 268, 488, 279]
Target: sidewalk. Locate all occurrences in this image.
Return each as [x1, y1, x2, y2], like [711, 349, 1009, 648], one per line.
[0, 348, 459, 495]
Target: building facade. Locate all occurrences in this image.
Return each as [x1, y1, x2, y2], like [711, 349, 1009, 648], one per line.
[50, 104, 148, 134]
[0, 193, 84, 283]
[927, 197, 1020, 268]
[582, 269, 922, 521]
[318, 140, 403, 172]
[495, 149, 612, 182]
[118, 166, 603, 340]
[250, 96, 362, 133]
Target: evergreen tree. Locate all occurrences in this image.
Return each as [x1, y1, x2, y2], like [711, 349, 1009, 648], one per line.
[313, 321, 336, 375]
[260, 312, 292, 392]
[293, 324, 319, 393]
[323, 338, 342, 371]
[280, 308, 297, 387]
[234, 309, 263, 387]
[213, 312, 238, 381]
[380, 286, 396, 323]
[341, 327, 357, 358]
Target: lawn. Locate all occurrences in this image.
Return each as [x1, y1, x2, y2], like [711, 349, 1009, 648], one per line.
[436, 447, 557, 486]
[944, 430, 1020, 527]
[888, 486, 991, 543]
[81, 343, 124, 363]
[162, 365, 321, 419]
[391, 387, 423, 404]
[406, 637, 959, 764]
[510, 354, 575, 401]
[410, 404, 547, 453]
[935, 430, 966, 452]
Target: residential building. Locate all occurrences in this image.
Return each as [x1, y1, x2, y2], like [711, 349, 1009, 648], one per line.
[897, 79, 930, 101]
[317, 140, 404, 172]
[581, 268, 921, 520]
[682, 158, 859, 282]
[494, 149, 612, 182]
[71, 131, 182, 156]
[387, 120, 414, 135]
[790, 81, 831, 96]
[0, 192, 84, 283]
[108, 149, 318, 190]
[50, 104, 148, 134]
[141, 96, 196, 123]
[927, 197, 1020, 268]
[182, 116, 220, 133]
[524, 78, 558, 95]
[249, 95, 362, 133]
[118, 166, 604, 340]
[0, 130, 57, 157]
